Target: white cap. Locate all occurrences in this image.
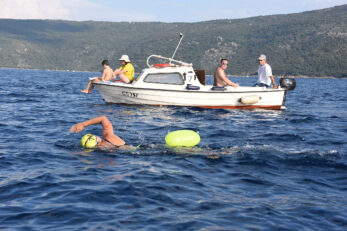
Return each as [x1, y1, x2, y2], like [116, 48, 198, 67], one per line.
[258, 54, 266, 60]
[119, 55, 131, 62]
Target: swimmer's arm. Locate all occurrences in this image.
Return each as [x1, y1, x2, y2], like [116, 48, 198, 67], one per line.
[70, 115, 113, 133]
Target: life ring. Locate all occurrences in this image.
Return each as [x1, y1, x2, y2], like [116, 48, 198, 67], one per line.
[165, 130, 200, 147]
[153, 63, 173, 68]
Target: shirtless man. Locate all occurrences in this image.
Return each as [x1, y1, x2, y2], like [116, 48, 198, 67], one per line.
[81, 60, 115, 93]
[70, 115, 125, 149]
[213, 59, 239, 88]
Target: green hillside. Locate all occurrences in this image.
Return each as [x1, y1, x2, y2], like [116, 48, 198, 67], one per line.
[0, 4, 346, 77]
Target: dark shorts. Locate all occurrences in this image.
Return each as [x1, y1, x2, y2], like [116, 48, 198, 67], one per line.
[254, 83, 271, 88]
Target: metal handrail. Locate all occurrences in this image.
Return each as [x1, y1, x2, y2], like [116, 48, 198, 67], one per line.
[146, 54, 192, 68]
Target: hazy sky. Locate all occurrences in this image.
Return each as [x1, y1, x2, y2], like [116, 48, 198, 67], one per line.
[0, 0, 346, 22]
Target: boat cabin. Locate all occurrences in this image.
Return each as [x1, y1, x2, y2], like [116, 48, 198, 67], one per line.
[132, 55, 206, 91]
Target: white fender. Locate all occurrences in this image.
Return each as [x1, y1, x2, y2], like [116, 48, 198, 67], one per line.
[240, 95, 260, 104]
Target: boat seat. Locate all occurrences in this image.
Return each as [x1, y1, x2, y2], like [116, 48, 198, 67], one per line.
[186, 84, 200, 90]
[211, 86, 226, 91]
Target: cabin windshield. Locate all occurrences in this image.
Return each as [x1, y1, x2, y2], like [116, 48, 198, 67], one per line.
[143, 73, 184, 85]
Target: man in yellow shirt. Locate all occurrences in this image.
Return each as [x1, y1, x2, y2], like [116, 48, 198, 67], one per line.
[114, 55, 134, 83]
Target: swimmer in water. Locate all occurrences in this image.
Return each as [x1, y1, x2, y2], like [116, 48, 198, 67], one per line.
[70, 115, 125, 149]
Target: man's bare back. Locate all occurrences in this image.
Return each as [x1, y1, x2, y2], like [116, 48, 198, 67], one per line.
[81, 60, 115, 94]
[102, 67, 114, 81]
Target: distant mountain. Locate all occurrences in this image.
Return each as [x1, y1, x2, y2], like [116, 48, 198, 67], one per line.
[0, 4, 346, 77]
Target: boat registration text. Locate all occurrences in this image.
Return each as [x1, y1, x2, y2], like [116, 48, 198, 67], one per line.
[122, 91, 138, 98]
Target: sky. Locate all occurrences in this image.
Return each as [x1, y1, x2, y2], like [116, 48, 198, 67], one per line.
[0, 0, 346, 22]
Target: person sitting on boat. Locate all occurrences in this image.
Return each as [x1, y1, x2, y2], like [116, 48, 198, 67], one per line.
[114, 55, 134, 83]
[213, 58, 239, 88]
[70, 115, 126, 149]
[81, 60, 115, 94]
[254, 54, 277, 88]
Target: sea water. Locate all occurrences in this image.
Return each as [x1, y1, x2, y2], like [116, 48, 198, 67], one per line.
[0, 68, 346, 230]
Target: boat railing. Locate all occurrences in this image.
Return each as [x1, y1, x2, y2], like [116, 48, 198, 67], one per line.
[146, 54, 193, 68]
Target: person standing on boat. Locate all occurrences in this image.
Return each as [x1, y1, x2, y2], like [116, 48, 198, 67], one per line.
[81, 60, 115, 94]
[114, 55, 135, 83]
[70, 115, 126, 149]
[254, 54, 277, 88]
[213, 59, 239, 88]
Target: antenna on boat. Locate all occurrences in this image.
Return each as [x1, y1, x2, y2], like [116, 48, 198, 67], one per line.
[170, 33, 183, 64]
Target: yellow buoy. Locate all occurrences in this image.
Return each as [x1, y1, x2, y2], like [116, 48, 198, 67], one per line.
[165, 130, 200, 147]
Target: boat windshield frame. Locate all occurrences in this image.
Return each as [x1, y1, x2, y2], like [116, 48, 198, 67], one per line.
[143, 72, 185, 85]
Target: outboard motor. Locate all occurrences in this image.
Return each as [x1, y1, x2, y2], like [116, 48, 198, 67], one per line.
[279, 78, 296, 90]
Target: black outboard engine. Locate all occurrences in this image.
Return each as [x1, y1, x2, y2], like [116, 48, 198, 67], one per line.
[279, 78, 296, 90]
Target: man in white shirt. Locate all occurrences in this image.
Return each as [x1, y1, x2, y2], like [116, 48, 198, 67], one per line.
[255, 54, 277, 88]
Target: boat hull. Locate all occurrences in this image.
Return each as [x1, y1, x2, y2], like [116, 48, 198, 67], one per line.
[93, 83, 286, 110]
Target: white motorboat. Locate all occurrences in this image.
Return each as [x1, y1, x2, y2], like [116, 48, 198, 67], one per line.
[93, 34, 295, 110]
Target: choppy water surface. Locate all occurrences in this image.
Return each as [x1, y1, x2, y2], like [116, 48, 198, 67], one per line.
[0, 68, 346, 230]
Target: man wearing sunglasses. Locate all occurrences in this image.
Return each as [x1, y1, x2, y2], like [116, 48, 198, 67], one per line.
[213, 59, 239, 88]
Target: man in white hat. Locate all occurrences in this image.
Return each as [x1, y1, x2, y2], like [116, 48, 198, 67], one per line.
[255, 54, 276, 88]
[114, 55, 134, 83]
